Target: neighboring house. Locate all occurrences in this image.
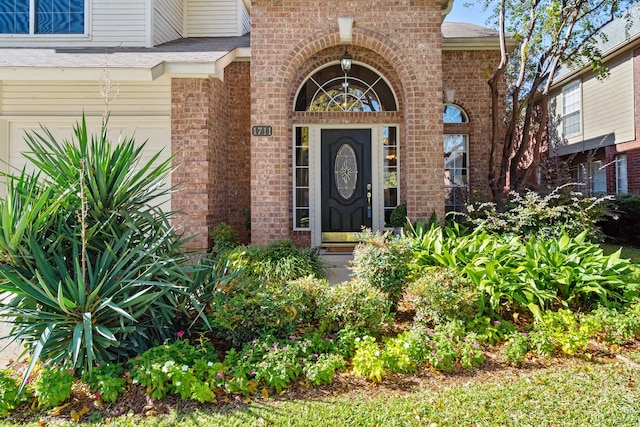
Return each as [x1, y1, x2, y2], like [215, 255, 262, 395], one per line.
[0, 0, 504, 250]
[547, 2, 640, 195]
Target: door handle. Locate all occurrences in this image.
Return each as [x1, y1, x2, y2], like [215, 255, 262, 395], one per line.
[366, 183, 372, 219]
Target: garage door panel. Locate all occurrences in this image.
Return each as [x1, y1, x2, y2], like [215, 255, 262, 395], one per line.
[5, 118, 171, 211]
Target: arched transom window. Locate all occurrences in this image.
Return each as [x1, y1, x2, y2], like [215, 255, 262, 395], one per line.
[295, 64, 397, 112]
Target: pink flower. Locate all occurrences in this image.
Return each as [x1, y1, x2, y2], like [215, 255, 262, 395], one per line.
[216, 372, 224, 378]
[177, 330, 185, 339]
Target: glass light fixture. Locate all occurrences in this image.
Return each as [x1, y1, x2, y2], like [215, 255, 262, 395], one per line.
[340, 50, 353, 74]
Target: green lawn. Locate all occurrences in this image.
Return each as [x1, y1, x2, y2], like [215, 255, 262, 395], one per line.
[2, 356, 638, 427]
[601, 243, 640, 262]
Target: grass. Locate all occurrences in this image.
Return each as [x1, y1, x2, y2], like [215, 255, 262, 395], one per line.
[601, 242, 640, 262]
[2, 357, 638, 427]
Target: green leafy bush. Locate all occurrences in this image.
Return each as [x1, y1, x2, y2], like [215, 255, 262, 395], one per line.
[351, 230, 413, 310]
[210, 222, 239, 253]
[315, 278, 392, 336]
[82, 362, 126, 403]
[503, 333, 531, 366]
[0, 370, 24, 416]
[412, 224, 638, 320]
[534, 309, 601, 356]
[408, 266, 478, 325]
[33, 366, 75, 408]
[0, 117, 196, 387]
[382, 330, 427, 374]
[303, 353, 345, 386]
[589, 303, 640, 345]
[389, 203, 407, 228]
[352, 336, 386, 383]
[129, 338, 221, 400]
[464, 185, 608, 241]
[224, 240, 326, 284]
[208, 276, 324, 346]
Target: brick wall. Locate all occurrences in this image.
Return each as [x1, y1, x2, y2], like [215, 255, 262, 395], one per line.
[225, 61, 252, 244]
[443, 50, 503, 201]
[251, 0, 445, 245]
[171, 63, 252, 250]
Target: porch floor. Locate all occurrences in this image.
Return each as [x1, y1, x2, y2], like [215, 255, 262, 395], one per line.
[322, 252, 354, 285]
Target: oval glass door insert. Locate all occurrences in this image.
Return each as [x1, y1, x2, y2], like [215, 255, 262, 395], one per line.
[335, 143, 358, 200]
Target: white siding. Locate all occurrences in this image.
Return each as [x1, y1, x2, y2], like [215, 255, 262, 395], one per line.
[153, 0, 184, 46]
[185, 0, 244, 37]
[240, 1, 251, 35]
[0, 0, 149, 48]
[551, 52, 635, 150]
[0, 77, 171, 117]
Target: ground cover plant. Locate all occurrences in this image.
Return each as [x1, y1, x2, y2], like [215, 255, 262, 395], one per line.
[0, 122, 638, 425]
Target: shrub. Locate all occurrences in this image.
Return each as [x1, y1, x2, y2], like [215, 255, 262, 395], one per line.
[389, 203, 407, 228]
[411, 224, 638, 320]
[534, 309, 601, 356]
[33, 366, 74, 408]
[599, 194, 640, 245]
[382, 330, 427, 373]
[208, 276, 325, 346]
[503, 333, 531, 366]
[315, 279, 392, 337]
[352, 336, 386, 382]
[408, 266, 478, 325]
[464, 185, 609, 241]
[351, 230, 413, 310]
[0, 370, 24, 416]
[225, 240, 326, 284]
[82, 362, 126, 403]
[589, 303, 640, 345]
[0, 116, 193, 388]
[210, 223, 239, 253]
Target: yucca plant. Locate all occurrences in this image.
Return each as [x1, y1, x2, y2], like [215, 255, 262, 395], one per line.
[0, 115, 201, 390]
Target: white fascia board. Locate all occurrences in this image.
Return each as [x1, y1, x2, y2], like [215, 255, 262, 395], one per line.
[0, 67, 154, 81]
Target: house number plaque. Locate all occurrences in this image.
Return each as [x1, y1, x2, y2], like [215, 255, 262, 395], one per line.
[252, 125, 273, 137]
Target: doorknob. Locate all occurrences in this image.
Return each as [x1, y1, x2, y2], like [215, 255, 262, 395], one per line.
[366, 183, 372, 219]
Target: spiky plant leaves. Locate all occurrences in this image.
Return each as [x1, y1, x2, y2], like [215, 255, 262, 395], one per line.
[0, 115, 211, 390]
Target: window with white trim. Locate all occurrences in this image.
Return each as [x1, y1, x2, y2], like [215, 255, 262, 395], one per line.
[0, 0, 85, 34]
[383, 126, 399, 226]
[562, 81, 581, 136]
[616, 154, 628, 194]
[443, 104, 469, 212]
[293, 127, 310, 229]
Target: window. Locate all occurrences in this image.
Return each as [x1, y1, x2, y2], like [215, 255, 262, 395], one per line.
[562, 81, 581, 136]
[295, 64, 397, 112]
[0, 0, 85, 34]
[578, 160, 606, 194]
[443, 104, 469, 212]
[443, 104, 468, 123]
[444, 135, 468, 212]
[383, 127, 399, 226]
[616, 154, 628, 194]
[293, 127, 310, 229]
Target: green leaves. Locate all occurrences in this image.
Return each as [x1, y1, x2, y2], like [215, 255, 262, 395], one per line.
[0, 115, 195, 389]
[411, 224, 638, 320]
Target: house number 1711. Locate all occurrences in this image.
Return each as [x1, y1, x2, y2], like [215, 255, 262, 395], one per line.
[252, 126, 273, 137]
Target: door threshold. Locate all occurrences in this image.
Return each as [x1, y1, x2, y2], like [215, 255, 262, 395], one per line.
[320, 242, 357, 253]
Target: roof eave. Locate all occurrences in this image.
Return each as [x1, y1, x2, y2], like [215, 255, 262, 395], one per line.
[0, 46, 251, 82]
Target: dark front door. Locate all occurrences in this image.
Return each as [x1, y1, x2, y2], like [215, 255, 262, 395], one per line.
[321, 129, 372, 242]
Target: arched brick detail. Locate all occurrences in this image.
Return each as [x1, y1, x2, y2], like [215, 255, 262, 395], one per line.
[277, 27, 416, 114]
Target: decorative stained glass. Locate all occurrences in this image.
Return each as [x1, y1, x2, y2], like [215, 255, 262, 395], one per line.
[335, 144, 358, 200]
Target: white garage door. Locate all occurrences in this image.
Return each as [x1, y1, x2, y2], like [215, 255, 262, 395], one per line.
[1, 117, 172, 211]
